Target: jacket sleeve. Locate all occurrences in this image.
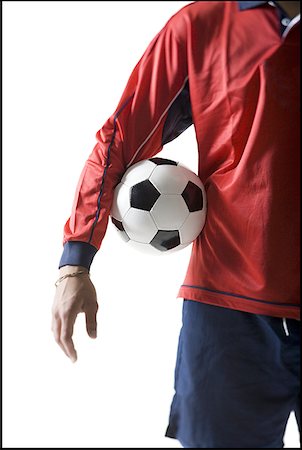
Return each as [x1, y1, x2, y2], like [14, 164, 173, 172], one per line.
[59, 13, 190, 269]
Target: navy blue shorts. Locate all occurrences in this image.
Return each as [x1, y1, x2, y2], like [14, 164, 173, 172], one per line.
[165, 300, 300, 448]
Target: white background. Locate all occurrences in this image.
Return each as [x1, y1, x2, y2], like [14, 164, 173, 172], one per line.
[2, 1, 300, 448]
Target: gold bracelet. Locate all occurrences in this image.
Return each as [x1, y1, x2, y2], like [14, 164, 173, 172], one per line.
[55, 270, 88, 287]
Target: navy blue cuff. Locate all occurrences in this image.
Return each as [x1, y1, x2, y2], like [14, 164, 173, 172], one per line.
[59, 241, 98, 270]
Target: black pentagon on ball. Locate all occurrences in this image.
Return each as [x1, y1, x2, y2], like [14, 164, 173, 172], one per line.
[182, 181, 203, 212]
[150, 230, 180, 251]
[130, 180, 160, 210]
[111, 217, 130, 242]
[149, 157, 178, 166]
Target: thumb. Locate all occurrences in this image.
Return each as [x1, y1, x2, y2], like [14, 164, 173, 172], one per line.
[85, 308, 97, 339]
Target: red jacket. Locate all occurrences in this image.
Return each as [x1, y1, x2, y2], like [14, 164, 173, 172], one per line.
[59, 1, 300, 320]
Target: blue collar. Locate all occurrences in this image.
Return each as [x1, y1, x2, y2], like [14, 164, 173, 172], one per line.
[237, 1, 293, 34]
[238, 1, 269, 10]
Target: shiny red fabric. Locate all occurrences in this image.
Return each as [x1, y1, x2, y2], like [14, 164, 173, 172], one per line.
[63, 2, 300, 319]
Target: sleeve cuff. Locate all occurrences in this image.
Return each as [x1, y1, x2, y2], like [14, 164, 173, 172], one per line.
[59, 241, 98, 270]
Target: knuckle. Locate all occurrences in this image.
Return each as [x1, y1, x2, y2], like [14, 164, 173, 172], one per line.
[61, 331, 70, 341]
[88, 302, 98, 313]
[53, 311, 60, 320]
[61, 309, 72, 320]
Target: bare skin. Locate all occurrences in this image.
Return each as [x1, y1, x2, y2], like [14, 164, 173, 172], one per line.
[51, 265, 98, 362]
[52, 1, 301, 363]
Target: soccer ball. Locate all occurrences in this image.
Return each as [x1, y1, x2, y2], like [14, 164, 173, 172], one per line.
[110, 157, 207, 254]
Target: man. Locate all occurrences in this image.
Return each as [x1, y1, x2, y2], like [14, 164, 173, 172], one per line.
[52, 2, 300, 448]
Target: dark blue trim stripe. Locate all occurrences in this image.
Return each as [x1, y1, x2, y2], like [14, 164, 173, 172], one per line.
[181, 284, 300, 308]
[88, 94, 134, 244]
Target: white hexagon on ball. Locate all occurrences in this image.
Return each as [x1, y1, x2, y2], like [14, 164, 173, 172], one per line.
[151, 195, 189, 230]
[149, 164, 188, 194]
[123, 208, 157, 242]
[179, 209, 207, 244]
[111, 183, 131, 221]
[121, 160, 156, 187]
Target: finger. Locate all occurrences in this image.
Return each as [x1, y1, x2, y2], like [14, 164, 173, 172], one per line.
[52, 316, 70, 358]
[60, 312, 78, 362]
[85, 307, 98, 338]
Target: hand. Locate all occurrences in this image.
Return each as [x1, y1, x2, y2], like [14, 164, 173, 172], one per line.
[51, 266, 98, 362]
